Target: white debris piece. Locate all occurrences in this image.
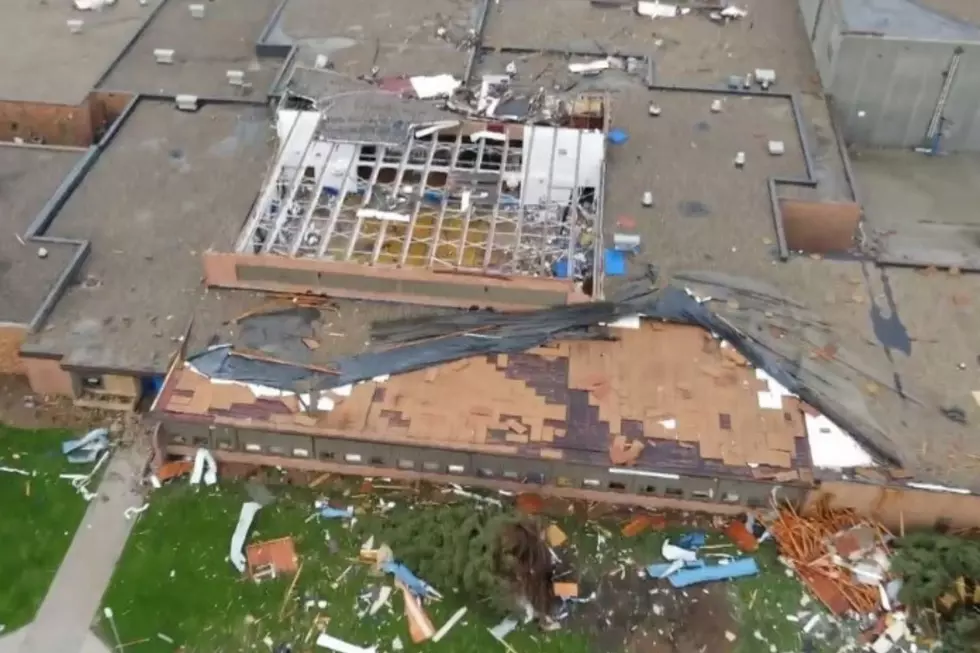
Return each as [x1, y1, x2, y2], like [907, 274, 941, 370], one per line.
[229, 501, 263, 573]
[721, 5, 748, 18]
[568, 59, 613, 73]
[316, 633, 376, 653]
[725, 631, 737, 642]
[637, 1, 681, 18]
[768, 140, 786, 155]
[369, 586, 392, 616]
[74, 0, 116, 10]
[489, 618, 518, 640]
[190, 448, 218, 485]
[356, 209, 410, 223]
[662, 539, 698, 562]
[432, 607, 468, 642]
[469, 130, 507, 142]
[409, 74, 460, 99]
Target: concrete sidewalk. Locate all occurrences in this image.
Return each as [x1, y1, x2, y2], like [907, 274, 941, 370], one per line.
[5, 444, 148, 653]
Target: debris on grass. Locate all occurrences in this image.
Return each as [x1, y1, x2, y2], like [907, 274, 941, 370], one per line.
[400, 581, 436, 643]
[230, 501, 263, 573]
[61, 427, 109, 464]
[246, 536, 299, 581]
[315, 632, 376, 653]
[432, 606, 467, 642]
[189, 448, 218, 486]
[546, 524, 568, 547]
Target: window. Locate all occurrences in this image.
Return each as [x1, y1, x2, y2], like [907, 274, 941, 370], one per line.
[642, 485, 657, 494]
[303, 165, 316, 178]
[245, 443, 262, 453]
[721, 492, 740, 503]
[216, 439, 233, 450]
[345, 453, 363, 464]
[448, 464, 465, 474]
[582, 479, 601, 488]
[746, 497, 763, 508]
[319, 451, 335, 461]
[502, 470, 520, 480]
[269, 446, 286, 456]
[292, 448, 310, 458]
[477, 468, 495, 478]
[369, 456, 385, 466]
[665, 487, 684, 498]
[192, 436, 209, 447]
[608, 481, 626, 492]
[555, 476, 572, 487]
[423, 462, 441, 473]
[691, 489, 713, 500]
[397, 459, 415, 470]
[171, 434, 188, 445]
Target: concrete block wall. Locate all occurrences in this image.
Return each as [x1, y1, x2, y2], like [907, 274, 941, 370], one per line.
[159, 419, 807, 509]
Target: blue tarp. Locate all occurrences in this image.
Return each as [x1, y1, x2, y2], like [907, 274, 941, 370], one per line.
[666, 558, 759, 588]
[380, 560, 437, 598]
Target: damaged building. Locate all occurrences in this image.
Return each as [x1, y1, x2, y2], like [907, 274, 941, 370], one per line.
[210, 67, 609, 309]
[2, 0, 980, 531]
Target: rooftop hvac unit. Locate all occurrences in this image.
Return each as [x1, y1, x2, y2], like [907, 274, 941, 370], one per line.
[153, 48, 175, 65]
[189, 3, 205, 18]
[175, 95, 199, 112]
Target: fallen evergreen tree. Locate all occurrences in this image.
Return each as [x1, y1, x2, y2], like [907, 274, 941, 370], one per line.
[891, 532, 980, 653]
[378, 503, 554, 616]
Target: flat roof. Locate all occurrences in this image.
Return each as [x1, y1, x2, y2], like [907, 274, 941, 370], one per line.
[158, 321, 813, 477]
[839, 0, 980, 40]
[98, 0, 282, 99]
[0, 145, 85, 324]
[276, 0, 477, 45]
[24, 100, 274, 372]
[0, 0, 161, 104]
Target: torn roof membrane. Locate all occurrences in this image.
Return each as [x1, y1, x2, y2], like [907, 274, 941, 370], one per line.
[182, 274, 907, 468]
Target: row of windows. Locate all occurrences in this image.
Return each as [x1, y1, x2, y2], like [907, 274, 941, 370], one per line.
[169, 432, 767, 506]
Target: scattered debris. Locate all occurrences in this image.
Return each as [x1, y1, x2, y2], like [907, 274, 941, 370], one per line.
[62, 427, 110, 464]
[189, 448, 218, 486]
[230, 501, 263, 573]
[246, 536, 299, 581]
[546, 524, 568, 547]
[316, 633, 376, 653]
[432, 606, 467, 642]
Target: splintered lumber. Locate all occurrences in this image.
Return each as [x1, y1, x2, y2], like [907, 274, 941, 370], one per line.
[767, 497, 884, 615]
[398, 581, 435, 643]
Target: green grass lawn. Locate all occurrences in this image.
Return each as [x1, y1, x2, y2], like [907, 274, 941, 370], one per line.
[100, 480, 828, 653]
[0, 424, 96, 632]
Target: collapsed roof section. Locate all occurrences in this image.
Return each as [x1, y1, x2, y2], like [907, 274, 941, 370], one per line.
[179, 271, 911, 469]
[213, 67, 608, 310]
